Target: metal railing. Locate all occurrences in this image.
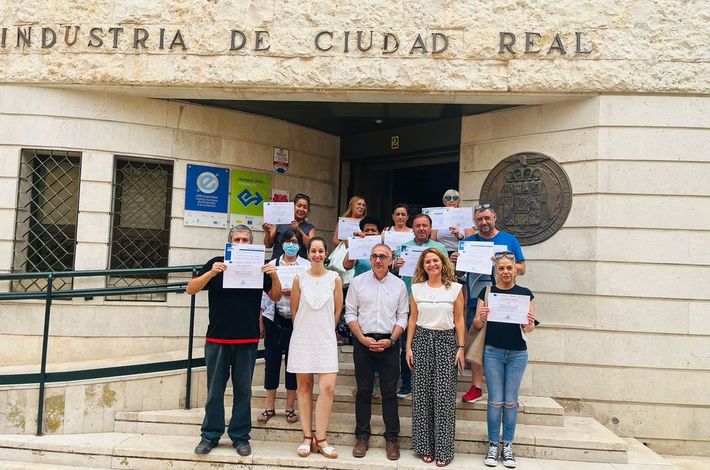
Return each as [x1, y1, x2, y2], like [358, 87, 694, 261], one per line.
[0, 266, 202, 436]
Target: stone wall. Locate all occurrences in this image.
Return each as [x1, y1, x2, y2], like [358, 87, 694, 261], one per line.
[459, 95, 710, 454]
[0, 85, 339, 365]
[0, 1, 708, 96]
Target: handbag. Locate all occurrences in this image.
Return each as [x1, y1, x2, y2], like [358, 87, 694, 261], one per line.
[464, 286, 490, 366]
[325, 241, 354, 285]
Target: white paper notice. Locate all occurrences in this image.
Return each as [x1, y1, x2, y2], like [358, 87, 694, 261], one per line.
[424, 207, 474, 230]
[223, 243, 265, 289]
[276, 264, 307, 289]
[383, 231, 414, 250]
[338, 217, 362, 239]
[456, 244, 495, 274]
[487, 292, 530, 324]
[348, 235, 383, 260]
[263, 202, 294, 225]
[399, 245, 427, 278]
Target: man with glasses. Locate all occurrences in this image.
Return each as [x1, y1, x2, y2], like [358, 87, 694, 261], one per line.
[187, 225, 282, 457]
[451, 204, 526, 404]
[345, 243, 409, 460]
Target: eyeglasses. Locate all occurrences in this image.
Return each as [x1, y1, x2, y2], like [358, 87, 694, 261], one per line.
[443, 195, 460, 201]
[294, 193, 310, 203]
[475, 203, 492, 211]
[494, 251, 515, 260]
[369, 254, 390, 261]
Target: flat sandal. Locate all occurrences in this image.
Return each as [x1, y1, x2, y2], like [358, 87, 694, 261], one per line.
[297, 435, 313, 457]
[257, 409, 276, 423]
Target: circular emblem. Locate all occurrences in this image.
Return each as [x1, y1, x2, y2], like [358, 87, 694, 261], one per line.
[196, 171, 219, 194]
[480, 153, 572, 245]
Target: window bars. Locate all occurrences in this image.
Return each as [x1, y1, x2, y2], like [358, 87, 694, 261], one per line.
[108, 157, 173, 301]
[12, 150, 82, 292]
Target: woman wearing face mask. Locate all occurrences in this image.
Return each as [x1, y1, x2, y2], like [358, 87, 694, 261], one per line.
[431, 189, 475, 255]
[258, 228, 311, 426]
[263, 193, 316, 259]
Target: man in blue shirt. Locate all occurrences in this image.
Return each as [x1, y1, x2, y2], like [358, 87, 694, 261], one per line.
[451, 204, 526, 404]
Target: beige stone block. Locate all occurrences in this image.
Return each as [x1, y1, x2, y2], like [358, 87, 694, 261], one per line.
[160, 374, 181, 410]
[168, 222, 228, 250]
[169, 247, 222, 269]
[532, 363, 709, 406]
[596, 262, 710, 301]
[533, 293, 596, 328]
[0, 86, 170, 128]
[596, 228, 710, 266]
[597, 160, 710, 196]
[62, 385, 85, 433]
[80, 152, 115, 183]
[220, 138, 272, 170]
[599, 95, 710, 128]
[598, 127, 710, 162]
[527, 328, 565, 363]
[563, 160, 599, 194]
[688, 302, 710, 335]
[172, 131, 222, 162]
[75, 212, 110, 244]
[141, 377, 165, 411]
[0, 115, 175, 158]
[0, 146, 21, 177]
[523, 259, 597, 295]
[77, 180, 112, 213]
[73, 242, 109, 272]
[0, 210, 16, 239]
[0, 179, 18, 210]
[561, 329, 710, 369]
[596, 194, 710, 231]
[523, 227, 597, 261]
[595, 297, 689, 335]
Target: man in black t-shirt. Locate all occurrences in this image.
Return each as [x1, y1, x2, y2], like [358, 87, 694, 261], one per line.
[187, 225, 281, 457]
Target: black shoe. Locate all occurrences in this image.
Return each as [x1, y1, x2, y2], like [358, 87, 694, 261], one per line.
[194, 438, 218, 454]
[234, 440, 251, 456]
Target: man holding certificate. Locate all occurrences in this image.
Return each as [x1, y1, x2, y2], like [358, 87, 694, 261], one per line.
[473, 251, 536, 468]
[343, 216, 383, 278]
[187, 224, 282, 458]
[393, 213, 446, 399]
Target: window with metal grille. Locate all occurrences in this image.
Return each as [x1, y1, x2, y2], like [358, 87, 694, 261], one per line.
[12, 149, 82, 292]
[108, 157, 173, 301]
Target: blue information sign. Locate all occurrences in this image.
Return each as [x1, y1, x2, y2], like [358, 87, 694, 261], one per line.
[184, 164, 230, 227]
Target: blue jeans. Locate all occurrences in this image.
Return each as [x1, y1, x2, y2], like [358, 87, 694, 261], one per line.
[201, 341, 258, 443]
[483, 345, 528, 444]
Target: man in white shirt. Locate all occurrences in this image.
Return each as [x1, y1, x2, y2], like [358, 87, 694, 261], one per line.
[345, 243, 409, 461]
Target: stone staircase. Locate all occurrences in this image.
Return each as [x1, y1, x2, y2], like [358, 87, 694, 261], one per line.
[0, 345, 676, 469]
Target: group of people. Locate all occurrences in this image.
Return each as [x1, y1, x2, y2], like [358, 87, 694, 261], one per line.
[186, 189, 536, 468]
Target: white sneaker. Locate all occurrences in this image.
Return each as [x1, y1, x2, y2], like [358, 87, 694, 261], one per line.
[484, 442, 499, 467]
[502, 443, 517, 468]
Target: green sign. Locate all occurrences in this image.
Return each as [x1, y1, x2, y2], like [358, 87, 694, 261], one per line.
[230, 170, 271, 230]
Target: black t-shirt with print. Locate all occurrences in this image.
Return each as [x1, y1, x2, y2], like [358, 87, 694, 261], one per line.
[198, 256, 272, 343]
[477, 284, 534, 351]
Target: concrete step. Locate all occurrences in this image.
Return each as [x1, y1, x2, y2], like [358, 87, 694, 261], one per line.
[0, 432, 674, 470]
[248, 385, 565, 426]
[114, 407, 629, 464]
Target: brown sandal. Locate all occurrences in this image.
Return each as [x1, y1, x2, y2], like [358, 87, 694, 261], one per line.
[285, 409, 299, 424]
[257, 409, 276, 423]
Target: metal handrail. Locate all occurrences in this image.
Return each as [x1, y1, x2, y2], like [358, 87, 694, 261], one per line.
[0, 265, 201, 436]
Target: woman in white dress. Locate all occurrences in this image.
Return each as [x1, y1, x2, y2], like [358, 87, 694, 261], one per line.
[287, 236, 343, 459]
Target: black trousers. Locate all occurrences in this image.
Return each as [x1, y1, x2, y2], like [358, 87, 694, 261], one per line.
[263, 316, 296, 391]
[353, 337, 400, 442]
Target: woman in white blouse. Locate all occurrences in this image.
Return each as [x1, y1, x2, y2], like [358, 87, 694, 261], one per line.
[405, 248, 466, 467]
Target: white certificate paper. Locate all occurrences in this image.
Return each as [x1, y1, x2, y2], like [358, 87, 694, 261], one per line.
[487, 292, 530, 324]
[424, 207, 474, 230]
[338, 217, 361, 239]
[399, 245, 426, 277]
[223, 243, 265, 289]
[456, 243, 495, 274]
[276, 264, 307, 289]
[383, 231, 414, 250]
[263, 202, 294, 225]
[348, 235, 382, 260]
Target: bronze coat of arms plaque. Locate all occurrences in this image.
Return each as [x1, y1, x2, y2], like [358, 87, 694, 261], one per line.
[479, 152, 573, 245]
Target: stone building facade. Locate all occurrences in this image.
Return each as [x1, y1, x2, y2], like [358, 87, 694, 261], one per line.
[0, 0, 708, 455]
